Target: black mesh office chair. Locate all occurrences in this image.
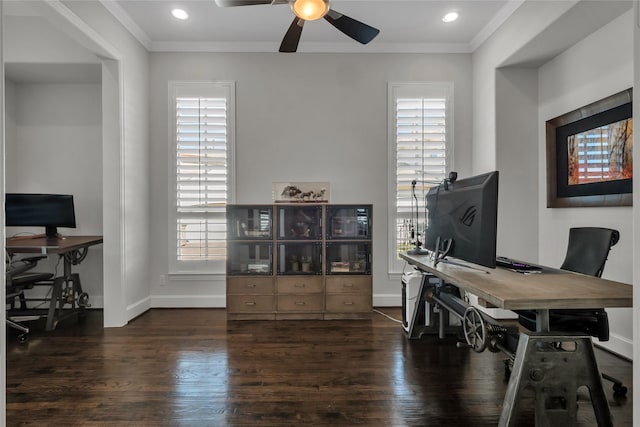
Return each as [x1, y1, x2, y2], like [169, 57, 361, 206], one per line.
[6, 255, 54, 343]
[516, 227, 627, 397]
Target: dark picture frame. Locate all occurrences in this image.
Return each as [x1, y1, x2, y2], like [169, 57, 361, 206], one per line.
[546, 88, 633, 207]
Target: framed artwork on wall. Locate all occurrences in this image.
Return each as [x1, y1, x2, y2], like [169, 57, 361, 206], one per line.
[546, 88, 633, 207]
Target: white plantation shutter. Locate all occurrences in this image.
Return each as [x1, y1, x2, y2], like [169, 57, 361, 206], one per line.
[170, 82, 235, 273]
[396, 97, 447, 210]
[388, 83, 452, 272]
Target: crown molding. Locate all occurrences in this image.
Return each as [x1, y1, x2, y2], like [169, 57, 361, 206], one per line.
[150, 41, 472, 54]
[469, 0, 525, 52]
[99, 0, 152, 51]
[101, 0, 519, 55]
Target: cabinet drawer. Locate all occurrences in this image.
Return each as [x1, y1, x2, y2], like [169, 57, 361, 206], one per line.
[277, 294, 324, 312]
[277, 276, 323, 294]
[325, 276, 371, 294]
[325, 294, 372, 313]
[227, 294, 274, 313]
[227, 277, 274, 294]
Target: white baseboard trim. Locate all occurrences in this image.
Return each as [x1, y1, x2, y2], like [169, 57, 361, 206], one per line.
[595, 333, 633, 361]
[151, 294, 226, 308]
[127, 296, 151, 321]
[373, 294, 401, 307]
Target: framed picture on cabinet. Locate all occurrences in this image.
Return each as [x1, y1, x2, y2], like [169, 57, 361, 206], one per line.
[272, 182, 330, 203]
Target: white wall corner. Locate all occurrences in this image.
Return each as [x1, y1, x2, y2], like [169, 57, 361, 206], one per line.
[127, 296, 151, 322]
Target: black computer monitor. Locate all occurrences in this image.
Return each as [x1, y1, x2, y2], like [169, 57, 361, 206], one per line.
[5, 193, 76, 238]
[424, 171, 499, 268]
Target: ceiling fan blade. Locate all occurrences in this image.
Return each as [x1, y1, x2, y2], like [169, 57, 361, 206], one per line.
[214, 0, 273, 7]
[280, 17, 305, 53]
[324, 9, 380, 45]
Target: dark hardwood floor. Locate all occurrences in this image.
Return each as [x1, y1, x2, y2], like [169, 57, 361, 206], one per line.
[7, 308, 632, 426]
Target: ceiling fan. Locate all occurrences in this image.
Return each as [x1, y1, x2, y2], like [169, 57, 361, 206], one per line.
[214, 0, 380, 53]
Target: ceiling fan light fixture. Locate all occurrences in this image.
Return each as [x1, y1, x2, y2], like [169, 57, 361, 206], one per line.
[291, 0, 330, 21]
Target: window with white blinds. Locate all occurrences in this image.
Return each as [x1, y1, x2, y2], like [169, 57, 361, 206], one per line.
[388, 83, 452, 272]
[169, 82, 235, 274]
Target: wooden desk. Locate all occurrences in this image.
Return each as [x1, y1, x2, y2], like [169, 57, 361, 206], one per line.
[7, 235, 103, 331]
[6, 235, 104, 255]
[400, 252, 632, 427]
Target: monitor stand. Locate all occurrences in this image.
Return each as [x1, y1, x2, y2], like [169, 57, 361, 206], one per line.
[432, 236, 489, 274]
[432, 236, 452, 266]
[45, 226, 59, 239]
[407, 243, 428, 255]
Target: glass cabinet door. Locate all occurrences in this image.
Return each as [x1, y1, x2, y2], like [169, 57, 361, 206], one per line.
[227, 243, 273, 275]
[278, 243, 322, 275]
[326, 242, 371, 275]
[227, 206, 272, 240]
[277, 206, 323, 240]
[326, 206, 371, 240]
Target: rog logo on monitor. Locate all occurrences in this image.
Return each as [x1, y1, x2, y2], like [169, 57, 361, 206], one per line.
[460, 206, 477, 227]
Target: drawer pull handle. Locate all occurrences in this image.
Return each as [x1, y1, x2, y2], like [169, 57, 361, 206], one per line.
[247, 284, 256, 288]
[295, 301, 306, 306]
[245, 302, 256, 306]
[343, 283, 354, 288]
[344, 301, 354, 305]
[294, 283, 306, 288]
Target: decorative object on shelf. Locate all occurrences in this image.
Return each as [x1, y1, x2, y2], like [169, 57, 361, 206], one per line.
[273, 182, 330, 203]
[546, 88, 633, 207]
[301, 256, 312, 272]
[289, 255, 300, 272]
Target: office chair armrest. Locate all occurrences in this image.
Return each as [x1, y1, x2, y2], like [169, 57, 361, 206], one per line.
[6, 255, 47, 278]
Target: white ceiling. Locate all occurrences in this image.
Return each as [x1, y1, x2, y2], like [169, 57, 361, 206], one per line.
[4, 0, 632, 83]
[104, 0, 522, 53]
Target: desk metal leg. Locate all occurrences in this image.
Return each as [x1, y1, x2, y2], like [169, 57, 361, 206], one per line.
[536, 309, 550, 332]
[44, 273, 87, 331]
[499, 332, 613, 427]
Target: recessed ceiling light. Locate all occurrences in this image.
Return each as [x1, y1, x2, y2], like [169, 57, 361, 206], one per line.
[171, 8, 189, 20]
[442, 12, 459, 23]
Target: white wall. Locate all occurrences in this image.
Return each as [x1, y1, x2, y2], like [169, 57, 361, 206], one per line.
[147, 52, 473, 306]
[472, 1, 579, 262]
[472, 1, 578, 175]
[494, 68, 539, 261]
[4, 16, 98, 64]
[4, 81, 104, 304]
[537, 10, 634, 358]
[41, 0, 151, 323]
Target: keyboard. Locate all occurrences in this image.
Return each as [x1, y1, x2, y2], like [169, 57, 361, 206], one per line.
[495, 256, 542, 272]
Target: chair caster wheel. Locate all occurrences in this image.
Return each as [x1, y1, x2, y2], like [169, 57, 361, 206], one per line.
[613, 383, 628, 398]
[17, 333, 29, 344]
[77, 292, 90, 308]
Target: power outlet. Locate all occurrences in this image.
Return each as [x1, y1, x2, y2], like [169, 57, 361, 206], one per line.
[159, 274, 168, 287]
